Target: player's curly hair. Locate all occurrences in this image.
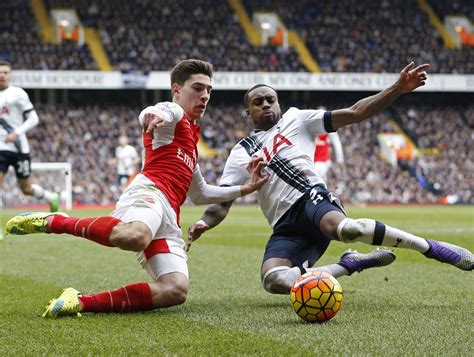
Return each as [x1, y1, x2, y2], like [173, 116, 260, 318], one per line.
[170, 59, 213, 86]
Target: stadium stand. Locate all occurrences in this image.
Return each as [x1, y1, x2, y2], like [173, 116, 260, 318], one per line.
[0, 1, 471, 207]
[243, 0, 473, 73]
[0, 0, 97, 70]
[427, 0, 474, 20]
[1, 0, 471, 73]
[2, 100, 471, 207]
[44, 0, 306, 72]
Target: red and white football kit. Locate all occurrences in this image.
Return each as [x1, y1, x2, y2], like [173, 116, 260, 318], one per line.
[112, 102, 242, 279]
[314, 132, 344, 181]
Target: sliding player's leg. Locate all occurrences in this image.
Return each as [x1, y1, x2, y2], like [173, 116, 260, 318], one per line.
[42, 187, 189, 318]
[319, 212, 474, 271]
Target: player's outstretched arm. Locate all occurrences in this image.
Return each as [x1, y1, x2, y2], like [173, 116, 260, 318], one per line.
[331, 62, 429, 130]
[188, 156, 268, 205]
[187, 157, 268, 251]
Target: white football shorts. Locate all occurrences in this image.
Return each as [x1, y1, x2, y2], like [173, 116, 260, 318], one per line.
[314, 160, 331, 181]
[111, 174, 188, 280]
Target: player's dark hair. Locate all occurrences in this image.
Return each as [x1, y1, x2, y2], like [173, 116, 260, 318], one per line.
[243, 84, 276, 107]
[0, 60, 12, 68]
[170, 59, 213, 86]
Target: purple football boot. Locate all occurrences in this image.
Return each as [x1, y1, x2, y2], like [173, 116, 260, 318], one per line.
[423, 240, 473, 271]
[338, 249, 396, 275]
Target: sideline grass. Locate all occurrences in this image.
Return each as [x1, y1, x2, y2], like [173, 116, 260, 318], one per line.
[0, 205, 473, 355]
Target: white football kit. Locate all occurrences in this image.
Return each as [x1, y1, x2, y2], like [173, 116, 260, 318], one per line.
[220, 108, 334, 227]
[0, 85, 38, 153]
[116, 144, 139, 176]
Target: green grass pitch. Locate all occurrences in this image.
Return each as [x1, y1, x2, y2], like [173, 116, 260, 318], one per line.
[0, 205, 473, 355]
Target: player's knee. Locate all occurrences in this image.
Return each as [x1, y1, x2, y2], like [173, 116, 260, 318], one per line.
[262, 266, 298, 295]
[337, 218, 375, 242]
[110, 223, 151, 251]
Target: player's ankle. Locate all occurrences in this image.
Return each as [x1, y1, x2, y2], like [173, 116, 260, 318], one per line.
[47, 214, 65, 233]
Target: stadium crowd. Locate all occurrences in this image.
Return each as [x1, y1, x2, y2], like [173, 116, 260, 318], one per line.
[245, 0, 473, 73]
[394, 103, 473, 204]
[1, 1, 471, 207]
[44, 0, 305, 72]
[0, 0, 96, 70]
[2, 101, 472, 207]
[427, 0, 474, 20]
[1, 0, 472, 73]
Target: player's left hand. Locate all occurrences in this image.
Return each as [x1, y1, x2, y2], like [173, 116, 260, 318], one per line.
[397, 62, 429, 93]
[5, 132, 18, 143]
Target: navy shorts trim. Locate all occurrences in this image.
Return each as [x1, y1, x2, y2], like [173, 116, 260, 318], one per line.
[263, 184, 346, 268]
[0, 151, 31, 178]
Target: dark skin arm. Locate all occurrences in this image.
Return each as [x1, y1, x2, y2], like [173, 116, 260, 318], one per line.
[186, 200, 234, 252]
[331, 62, 429, 130]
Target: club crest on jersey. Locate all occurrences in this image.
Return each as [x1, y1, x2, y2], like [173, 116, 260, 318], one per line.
[177, 147, 195, 170]
[262, 134, 293, 161]
[1, 106, 9, 115]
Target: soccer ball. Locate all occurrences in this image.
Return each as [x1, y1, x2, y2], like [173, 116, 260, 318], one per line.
[290, 271, 344, 323]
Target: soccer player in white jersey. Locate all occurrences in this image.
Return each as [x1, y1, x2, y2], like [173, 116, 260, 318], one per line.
[6, 59, 269, 317]
[114, 135, 140, 189]
[314, 132, 344, 181]
[0, 61, 59, 212]
[188, 62, 473, 296]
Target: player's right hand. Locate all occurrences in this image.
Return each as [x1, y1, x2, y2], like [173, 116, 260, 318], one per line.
[241, 156, 269, 195]
[5, 132, 18, 143]
[186, 220, 209, 252]
[142, 113, 166, 138]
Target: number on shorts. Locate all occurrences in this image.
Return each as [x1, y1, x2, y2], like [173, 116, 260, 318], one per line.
[17, 160, 30, 176]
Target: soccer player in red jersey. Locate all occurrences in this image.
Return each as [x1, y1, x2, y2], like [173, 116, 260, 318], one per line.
[314, 132, 345, 181]
[6, 59, 269, 317]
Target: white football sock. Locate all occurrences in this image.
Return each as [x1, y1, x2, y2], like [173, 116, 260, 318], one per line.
[308, 264, 349, 278]
[337, 218, 429, 253]
[30, 183, 45, 199]
[31, 184, 55, 202]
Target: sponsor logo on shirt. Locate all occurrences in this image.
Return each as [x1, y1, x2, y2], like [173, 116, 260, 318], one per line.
[262, 134, 293, 161]
[177, 147, 195, 170]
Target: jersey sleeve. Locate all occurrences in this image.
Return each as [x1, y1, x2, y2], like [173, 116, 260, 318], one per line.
[138, 101, 184, 127]
[17, 88, 34, 113]
[187, 164, 242, 204]
[329, 132, 344, 163]
[13, 88, 38, 136]
[294, 108, 335, 136]
[219, 144, 251, 187]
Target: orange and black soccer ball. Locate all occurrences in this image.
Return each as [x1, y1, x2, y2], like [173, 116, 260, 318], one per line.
[290, 271, 344, 323]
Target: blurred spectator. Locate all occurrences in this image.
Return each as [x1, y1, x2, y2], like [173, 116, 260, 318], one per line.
[427, 0, 474, 20]
[244, 0, 474, 73]
[45, 0, 306, 72]
[2, 101, 471, 206]
[0, 0, 97, 70]
[2, 0, 473, 73]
